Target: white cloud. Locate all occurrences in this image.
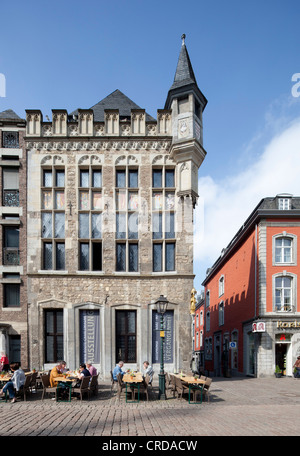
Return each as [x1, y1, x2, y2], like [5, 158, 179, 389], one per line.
[193, 114, 300, 289]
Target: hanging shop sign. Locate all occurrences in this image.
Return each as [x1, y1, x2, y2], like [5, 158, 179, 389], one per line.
[252, 321, 266, 332]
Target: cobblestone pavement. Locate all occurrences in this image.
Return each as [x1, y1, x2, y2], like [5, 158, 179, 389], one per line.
[0, 376, 299, 438]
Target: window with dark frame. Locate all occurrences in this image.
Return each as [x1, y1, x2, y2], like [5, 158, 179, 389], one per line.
[3, 273, 20, 307]
[45, 309, 64, 363]
[42, 167, 65, 270]
[115, 167, 139, 272]
[152, 167, 176, 272]
[116, 310, 136, 363]
[78, 166, 102, 271]
[2, 131, 19, 148]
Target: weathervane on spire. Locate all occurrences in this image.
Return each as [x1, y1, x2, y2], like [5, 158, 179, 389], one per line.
[181, 34, 186, 45]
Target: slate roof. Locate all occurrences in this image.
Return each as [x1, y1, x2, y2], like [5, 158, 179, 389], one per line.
[71, 89, 155, 122]
[0, 109, 23, 121]
[169, 41, 198, 91]
[165, 35, 207, 110]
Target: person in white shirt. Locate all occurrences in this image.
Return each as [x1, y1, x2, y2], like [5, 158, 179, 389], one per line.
[143, 361, 154, 384]
[0, 362, 25, 403]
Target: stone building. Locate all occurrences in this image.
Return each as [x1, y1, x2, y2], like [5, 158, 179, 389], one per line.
[25, 36, 207, 377]
[0, 109, 28, 366]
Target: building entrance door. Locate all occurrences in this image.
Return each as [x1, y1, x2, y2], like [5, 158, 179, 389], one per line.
[275, 342, 291, 376]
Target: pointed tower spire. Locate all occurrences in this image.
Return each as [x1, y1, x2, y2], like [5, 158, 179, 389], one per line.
[165, 34, 207, 110]
[165, 35, 208, 207]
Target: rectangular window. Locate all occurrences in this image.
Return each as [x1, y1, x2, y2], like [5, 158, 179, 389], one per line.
[116, 310, 136, 363]
[165, 169, 175, 188]
[79, 213, 89, 239]
[278, 198, 291, 210]
[152, 167, 176, 272]
[152, 169, 162, 188]
[80, 170, 89, 188]
[3, 168, 19, 207]
[116, 243, 126, 271]
[42, 166, 65, 270]
[275, 238, 292, 263]
[275, 276, 292, 312]
[153, 243, 162, 272]
[128, 243, 138, 272]
[43, 170, 52, 187]
[165, 242, 175, 271]
[78, 166, 102, 271]
[128, 169, 138, 188]
[79, 243, 89, 270]
[56, 243, 65, 270]
[45, 310, 64, 363]
[92, 169, 102, 188]
[92, 242, 102, 271]
[115, 167, 139, 272]
[55, 170, 65, 187]
[116, 170, 126, 188]
[3, 227, 20, 265]
[43, 242, 53, 270]
[2, 131, 19, 148]
[4, 283, 20, 307]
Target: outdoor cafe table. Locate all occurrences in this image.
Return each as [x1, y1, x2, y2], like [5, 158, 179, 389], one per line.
[123, 373, 144, 403]
[174, 374, 206, 404]
[53, 376, 77, 402]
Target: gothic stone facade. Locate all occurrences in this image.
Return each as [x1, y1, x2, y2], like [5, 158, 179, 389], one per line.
[25, 39, 207, 377]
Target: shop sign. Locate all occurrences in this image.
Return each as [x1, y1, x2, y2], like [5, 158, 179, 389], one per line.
[252, 321, 266, 332]
[277, 320, 300, 329]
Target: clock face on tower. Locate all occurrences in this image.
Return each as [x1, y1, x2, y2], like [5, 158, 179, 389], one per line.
[178, 119, 189, 137]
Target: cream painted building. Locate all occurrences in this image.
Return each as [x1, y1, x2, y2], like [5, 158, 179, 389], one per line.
[25, 36, 207, 377]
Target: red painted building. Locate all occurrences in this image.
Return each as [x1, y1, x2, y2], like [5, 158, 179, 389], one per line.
[192, 293, 205, 374]
[201, 194, 300, 378]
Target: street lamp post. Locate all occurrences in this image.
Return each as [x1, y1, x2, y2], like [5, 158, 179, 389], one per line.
[155, 294, 169, 400]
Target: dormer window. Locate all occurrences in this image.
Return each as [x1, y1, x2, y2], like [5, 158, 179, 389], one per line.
[278, 196, 291, 210]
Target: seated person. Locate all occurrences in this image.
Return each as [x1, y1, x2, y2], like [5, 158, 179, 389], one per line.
[0, 362, 25, 403]
[86, 361, 97, 376]
[113, 361, 126, 381]
[143, 361, 154, 384]
[77, 363, 91, 379]
[49, 361, 67, 387]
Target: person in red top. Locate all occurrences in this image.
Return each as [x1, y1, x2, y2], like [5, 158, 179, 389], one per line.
[0, 352, 9, 372]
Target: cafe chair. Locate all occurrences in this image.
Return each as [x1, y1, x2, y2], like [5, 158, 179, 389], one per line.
[138, 374, 150, 401]
[30, 371, 38, 393]
[89, 375, 99, 396]
[174, 376, 189, 400]
[18, 374, 33, 401]
[72, 376, 91, 401]
[164, 373, 172, 398]
[41, 374, 57, 401]
[110, 370, 118, 394]
[202, 378, 212, 402]
[117, 373, 126, 400]
[169, 374, 177, 398]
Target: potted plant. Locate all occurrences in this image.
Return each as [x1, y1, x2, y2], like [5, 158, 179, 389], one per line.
[275, 365, 282, 378]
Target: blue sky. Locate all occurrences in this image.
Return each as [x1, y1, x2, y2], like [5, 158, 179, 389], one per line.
[1, 0, 300, 294]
